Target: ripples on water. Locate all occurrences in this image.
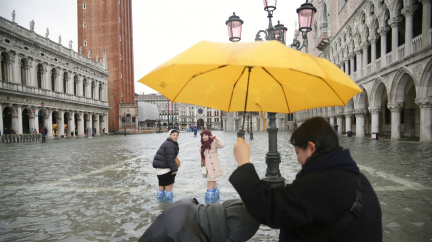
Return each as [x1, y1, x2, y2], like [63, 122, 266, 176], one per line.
[0, 131, 430, 241]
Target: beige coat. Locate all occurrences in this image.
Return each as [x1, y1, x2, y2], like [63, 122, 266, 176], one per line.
[201, 137, 225, 179]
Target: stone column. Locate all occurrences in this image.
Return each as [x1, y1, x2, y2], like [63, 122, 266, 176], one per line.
[368, 36, 377, 72]
[344, 58, 349, 75]
[336, 115, 343, 135]
[355, 48, 362, 79]
[348, 53, 355, 77]
[12, 54, 20, 83]
[362, 42, 369, 76]
[58, 110, 64, 137]
[33, 108, 39, 133]
[388, 103, 404, 140]
[6, 58, 14, 82]
[421, 0, 432, 47]
[17, 106, 23, 134]
[389, 17, 401, 62]
[345, 112, 353, 134]
[369, 107, 381, 137]
[45, 111, 53, 138]
[0, 104, 3, 134]
[355, 109, 367, 137]
[77, 112, 84, 136]
[68, 112, 74, 136]
[378, 26, 390, 67]
[415, 97, 432, 142]
[329, 116, 335, 128]
[87, 113, 93, 136]
[402, 5, 417, 56]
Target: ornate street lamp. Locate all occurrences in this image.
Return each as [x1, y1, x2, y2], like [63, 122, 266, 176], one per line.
[226, 12, 244, 42]
[290, 0, 317, 50]
[227, 0, 317, 187]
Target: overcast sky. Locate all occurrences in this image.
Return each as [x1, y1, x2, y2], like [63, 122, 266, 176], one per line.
[0, 0, 306, 94]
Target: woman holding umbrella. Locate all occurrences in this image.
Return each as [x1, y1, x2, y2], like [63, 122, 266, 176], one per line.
[230, 117, 382, 241]
[200, 130, 225, 203]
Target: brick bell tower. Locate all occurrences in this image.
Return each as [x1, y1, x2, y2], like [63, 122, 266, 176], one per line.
[77, 0, 135, 132]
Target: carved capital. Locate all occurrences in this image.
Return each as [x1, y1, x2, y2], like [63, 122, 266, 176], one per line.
[368, 107, 381, 114]
[354, 108, 367, 116]
[415, 97, 432, 108]
[388, 17, 403, 27]
[401, 5, 418, 16]
[387, 103, 404, 112]
[377, 26, 390, 35]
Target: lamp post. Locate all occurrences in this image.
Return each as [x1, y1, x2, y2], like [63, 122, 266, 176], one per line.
[290, 0, 317, 51]
[226, 0, 316, 187]
[123, 113, 126, 136]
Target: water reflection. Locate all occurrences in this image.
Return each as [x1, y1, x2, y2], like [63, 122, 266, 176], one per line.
[0, 131, 430, 241]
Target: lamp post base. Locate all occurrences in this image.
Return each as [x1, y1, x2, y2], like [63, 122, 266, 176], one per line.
[262, 152, 285, 187]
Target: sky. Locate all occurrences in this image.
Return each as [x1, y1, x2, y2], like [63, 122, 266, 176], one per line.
[0, 0, 306, 94]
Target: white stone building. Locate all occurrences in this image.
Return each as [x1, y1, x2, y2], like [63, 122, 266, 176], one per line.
[293, 0, 431, 142]
[135, 93, 289, 132]
[0, 16, 109, 138]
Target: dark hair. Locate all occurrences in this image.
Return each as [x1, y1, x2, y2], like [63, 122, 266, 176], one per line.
[290, 117, 341, 160]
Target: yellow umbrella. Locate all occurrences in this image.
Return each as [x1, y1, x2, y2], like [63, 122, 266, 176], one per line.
[139, 40, 362, 114]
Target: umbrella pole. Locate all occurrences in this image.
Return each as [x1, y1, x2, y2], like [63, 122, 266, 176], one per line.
[239, 67, 252, 138]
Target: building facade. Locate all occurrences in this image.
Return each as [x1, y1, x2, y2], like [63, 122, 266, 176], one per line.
[135, 93, 289, 132]
[294, 0, 432, 142]
[0, 16, 109, 138]
[77, 0, 135, 132]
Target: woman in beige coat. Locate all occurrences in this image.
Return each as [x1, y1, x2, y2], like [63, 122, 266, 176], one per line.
[200, 130, 225, 203]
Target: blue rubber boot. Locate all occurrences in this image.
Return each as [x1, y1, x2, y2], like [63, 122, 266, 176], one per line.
[205, 189, 215, 203]
[214, 187, 220, 201]
[164, 191, 173, 203]
[157, 190, 165, 202]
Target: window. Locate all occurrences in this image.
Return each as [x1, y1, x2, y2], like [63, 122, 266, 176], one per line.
[119, 17, 121, 23]
[119, 35, 121, 42]
[83, 4, 86, 9]
[83, 22, 87, 28]
[84, 41, 87, 46]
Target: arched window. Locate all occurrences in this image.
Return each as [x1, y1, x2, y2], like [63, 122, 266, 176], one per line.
[51, 68, 57, 91]
[37, 64, 43, 88]
[91, 81, 95, 99]
[83, 78, 86, 97]
[74, 75, 78, 95]
[21, 58, 27, 85]
[1, 52, 9, 82]
[99, 84, 103, 100]
[63, 72, 68, 94]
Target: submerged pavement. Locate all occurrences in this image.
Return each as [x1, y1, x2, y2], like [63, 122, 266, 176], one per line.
[0, 131, 431, 241]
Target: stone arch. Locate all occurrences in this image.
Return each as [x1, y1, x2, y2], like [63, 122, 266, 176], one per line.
[2, 105, 16, 133]
[418, 59, 432, 98]
[389, 67, 416, 103]
[389, 67, 419, 138]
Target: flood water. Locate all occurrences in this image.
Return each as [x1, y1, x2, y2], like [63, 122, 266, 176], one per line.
[0, 131, 431, 241]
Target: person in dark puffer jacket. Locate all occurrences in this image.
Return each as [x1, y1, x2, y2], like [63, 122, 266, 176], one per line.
[153, 129, 179, 202]
[230, 117, 382, 241]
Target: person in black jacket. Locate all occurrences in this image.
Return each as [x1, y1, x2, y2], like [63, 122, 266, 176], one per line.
[153, 129, 179, 202]
[230, 117, 382, 241]
[139, 198, 260, 242]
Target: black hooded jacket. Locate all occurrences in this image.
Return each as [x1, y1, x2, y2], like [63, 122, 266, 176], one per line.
[229, 149, 382, 241]
[153, 138, 179, 172]
[139, 198, 260, 242]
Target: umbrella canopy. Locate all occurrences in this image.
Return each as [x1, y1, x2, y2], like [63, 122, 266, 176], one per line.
[138, 40, 362, 113]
